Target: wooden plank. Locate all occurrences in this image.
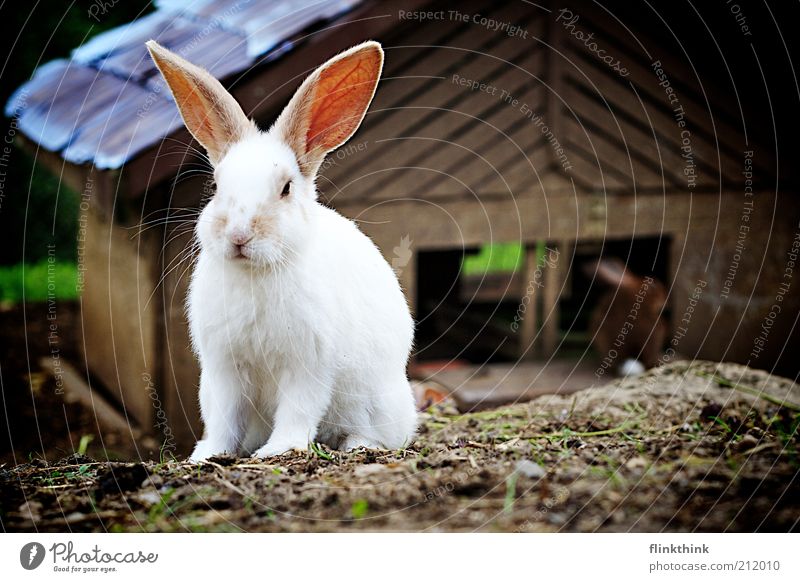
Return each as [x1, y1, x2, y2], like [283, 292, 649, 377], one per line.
[540, 241, 563, 356]
[519, 244, 540, 360]
[560, 143, 632, 191]
[563, 83, 685, 188]
[559, 52, 670, 192]
[368, 0, 544, 116]
[331, 83, 553, 204]
[470, 140, 553, 197]
[423, 360, 612, 413]
[325, 43, 547, 196]
[355, 113, 554, 203]
[578, 3, 749, 138]
[565, 44, 745, 187]
[39, 357, 140, 438]
[157, 178, 207, 452]
[80, 204, 159, 428]
[342, 190, 730, 253]
[562, 114, 666, 189]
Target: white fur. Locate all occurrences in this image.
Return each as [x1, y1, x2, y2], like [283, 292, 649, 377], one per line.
[187, 131, 417, 460]
[145, 42, 420, 460]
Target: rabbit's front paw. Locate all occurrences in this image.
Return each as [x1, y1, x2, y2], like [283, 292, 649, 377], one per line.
[252, 439, 307, 459]
[189, 439, 230, 462]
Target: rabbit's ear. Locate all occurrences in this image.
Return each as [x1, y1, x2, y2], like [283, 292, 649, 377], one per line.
[146, 40, 251, 164]
[274, 41, 383, 176]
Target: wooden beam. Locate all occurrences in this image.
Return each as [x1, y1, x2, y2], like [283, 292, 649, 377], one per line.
[540, 241, 563, 357]
[341, 190, 731, 252]
[39, 357, 139, 439]
[519, 243, 540, 360]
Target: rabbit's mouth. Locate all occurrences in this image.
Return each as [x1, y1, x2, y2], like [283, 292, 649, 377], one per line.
[230, 243, 252, 261]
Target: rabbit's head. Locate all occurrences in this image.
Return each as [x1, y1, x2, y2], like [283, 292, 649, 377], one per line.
[146, 40, 383, 267]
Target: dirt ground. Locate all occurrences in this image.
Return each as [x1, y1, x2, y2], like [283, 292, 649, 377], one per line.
[1, 359, 798, 532]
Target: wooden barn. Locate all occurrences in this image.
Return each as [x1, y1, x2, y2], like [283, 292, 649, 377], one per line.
[7, 0, 798, 452]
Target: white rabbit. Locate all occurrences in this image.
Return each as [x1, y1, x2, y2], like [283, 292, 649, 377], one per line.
[145, 40, 417, 461]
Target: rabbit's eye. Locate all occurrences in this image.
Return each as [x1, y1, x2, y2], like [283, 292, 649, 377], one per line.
[280, 181, 291, 198]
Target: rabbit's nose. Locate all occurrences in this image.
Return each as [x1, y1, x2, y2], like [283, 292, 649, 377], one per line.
[228, 228, 253, 247]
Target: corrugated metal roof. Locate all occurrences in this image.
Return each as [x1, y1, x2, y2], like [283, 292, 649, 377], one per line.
[5, 0, 362, 170]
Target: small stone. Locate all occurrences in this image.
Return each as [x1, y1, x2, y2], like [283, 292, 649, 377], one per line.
[734, 434, 759, 452]
[514, 459, 546, 479]
[625, 456, 648, 471]
[142, 474, 164, 489]
[548, 512, 567, 525]
[138, 490, 162, 506]
[17, 500, 42, 521]
[65, 511, 85, 523]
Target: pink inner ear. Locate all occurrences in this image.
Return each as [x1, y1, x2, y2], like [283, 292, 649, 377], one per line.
[306, 48, 381, 153]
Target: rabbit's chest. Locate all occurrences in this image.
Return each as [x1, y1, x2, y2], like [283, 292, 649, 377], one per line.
[189, 256, 329, 367]
[201, 283, 315, 360]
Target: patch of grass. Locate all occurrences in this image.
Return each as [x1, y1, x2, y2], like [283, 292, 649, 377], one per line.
[63, 464, 92, 481]
[147, 488, 196, 526]
[709, 416, 732, 433]
[533, 421, 638, 441]
[350, 499, 369, 519]
[454, 407, 530, 422]
[148, 488, 176, 522]
[696, 371, 800, 412]
[461, 242, 527, 276]
[77, 435, 93, 456]
[309, 441, 334, 461]
[158, 443, 177, 465]
[0, 260, 79, 304]
[504, 472, 518, 514]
